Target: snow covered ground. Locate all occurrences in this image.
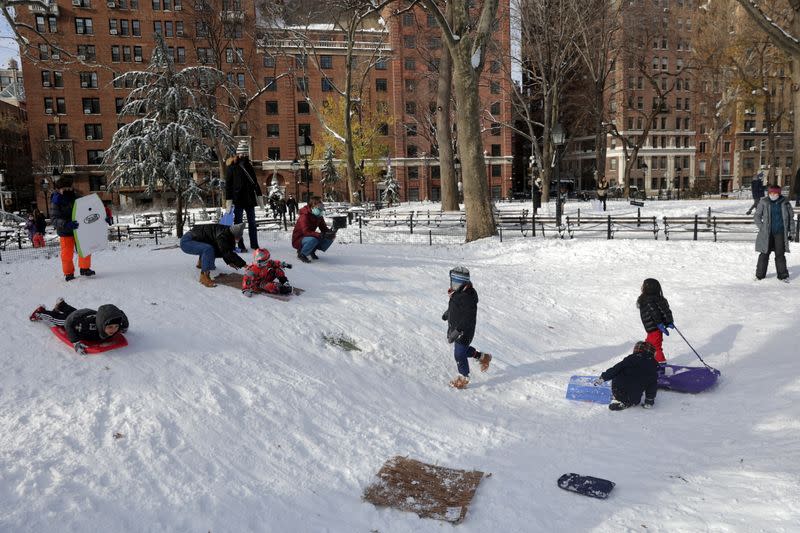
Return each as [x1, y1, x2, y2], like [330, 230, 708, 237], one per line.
[1, 199, 799, 532]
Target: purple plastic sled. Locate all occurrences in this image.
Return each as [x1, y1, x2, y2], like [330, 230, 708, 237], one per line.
[657, 364, 720, 393]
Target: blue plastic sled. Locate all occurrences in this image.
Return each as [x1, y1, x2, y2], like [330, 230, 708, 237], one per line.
[566, 376, 611, 404]
[558, 473, 615, 499]
[219, 208, 234, 226]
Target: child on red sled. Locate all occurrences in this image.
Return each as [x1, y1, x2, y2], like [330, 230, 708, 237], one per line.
[241, 248, 293, 297]
[30, 298, 129, 355]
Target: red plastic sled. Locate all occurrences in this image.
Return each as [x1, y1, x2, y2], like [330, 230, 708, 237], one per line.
[50, 326, 128, 354]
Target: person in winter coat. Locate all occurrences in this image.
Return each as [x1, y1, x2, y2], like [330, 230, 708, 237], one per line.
[286, 195, 298, 222]
[532, 176, 543, 213]
[754, 184, 795, 282]
[596, 176, 609, 211]
[746, 172, 766, 215]
[25, 213, 36, 242]
[50, 176, 94, 281]
[441, 266, 492, 389]
[179, 222, 248, 287]
[793, 166, 800, 208]
[594, 341, 659, 411]
[33, 208, 47, 248]
[291, 197, 335, 263]
[225, 140, 264, 253]
[30, 298, 129, 355]
[241, 248, 293, 296]
[638, 278, 674, 366]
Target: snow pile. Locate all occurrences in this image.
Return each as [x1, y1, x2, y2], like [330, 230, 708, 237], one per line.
[0, 228, 798, 531]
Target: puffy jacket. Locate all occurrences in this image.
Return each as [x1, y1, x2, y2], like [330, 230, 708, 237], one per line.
[188, 223, 247, 268]
[751, 177, 765, 200]
[291, 205, 330, 250]
[64, 304, 129, 343]
[442, 283, 479, 346]
[225, 156, 262, 208]
[639, 294, 673, 333]
[754, 195, 794, 253]
[50, 190, 79, 237]
[34, 213, 47, 234]
[600, 344, 659, 407]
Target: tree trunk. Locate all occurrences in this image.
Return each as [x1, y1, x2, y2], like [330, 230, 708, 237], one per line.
[594, 85, 607, 179]
[176, 180, 185, 237]
[436, 2, 458, 212]
[451, 49, 496, 241]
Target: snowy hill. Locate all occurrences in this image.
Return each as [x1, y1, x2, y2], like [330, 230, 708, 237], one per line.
[1, 214, 799, 531]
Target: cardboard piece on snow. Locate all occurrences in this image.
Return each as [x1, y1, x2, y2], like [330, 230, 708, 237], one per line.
[363, 456, 485, 524]
[213, 272, 303, 301]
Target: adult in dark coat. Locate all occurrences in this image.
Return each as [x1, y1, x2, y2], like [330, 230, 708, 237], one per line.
[596, 341, 659, 410]
[746, 172, 765, 215]
[286, 195, 299, 222]
[794, 166, 800, 207]
[225, 141, 264, 252]
[596, 176, 609, 211]
[30, 298, 129, 355]
[754, 184, 795, 281]
[50, 176, 94, 281]
[291, 196, 334, 262]
[532, 177, 542, 213]
[179, 222, 247, 287]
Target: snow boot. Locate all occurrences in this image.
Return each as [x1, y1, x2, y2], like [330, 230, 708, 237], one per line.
[779, 277, 790, 284]
[309, 251, 319, 260]
[297, 251, 311, 263]
[199, 271, 217, 288]
[29, 305, 45, 321]
[642, 399, 655, 409]
[65, 273, 75, 282]
[53, 297, 65, 313]
[80, 268, 96, 277]
[450, 374, 470, 389]
[196, 258, 201, 269]
[608, 400, 628, 411]
[477, 352, 492, 372]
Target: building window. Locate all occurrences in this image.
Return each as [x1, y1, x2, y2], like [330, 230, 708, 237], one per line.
[56, 97, 66, 114]
[491, 164, 502, 177]
[407, 145, 418, 157]
[134, 45, 142, 61]
[82, 97, 101, 114]
[490, 81, 501, 94]
[404, 58, 416, 71]
[320, 55, 333, 69]
[402, 12, 414, 26]
[35, 16, 46, 33]
[87, 150, 105, 165]
[263, 54, 275, 68]
[297, 101, 309, 114]
[376, 78, 388, 92]
[296, 77, 308, 92]
[154, 21, 162, 35]
[266, 101, 278, 115]
[375, 58, 388, 70]
[132, 20, 140, 36]
[85, 124, 103, 140]
[176, 47, 185, 63]
[321, 78, 334, 92]
[491, 144, 501, 156]
[165, 21, 174, 37]
[490, 122, 501, 136]
[41, 71, 51, 87]
[378, 123, 389, 136]
[43, 97, 53, 114]
[152, 0, 161, 8]
[77, 44, 96, 61]
[115, 97, 124, 113]
[490, 102, 501, 115]
[267, 124, 280, 138]
[48, 15, 57, 33]
[264, 77, 276, 91]
[404, 79, 415, 92]
[404, 35, 416, 48]
[267, 147, 280, 160]
[75, 18, 93, 35]
[405, 101, 416, 115]
[80, 72, 98, 88]
[120, 19, 129, 36]
[407, 166, 419, 179]
[52, 71, 63, 87]
[405, 123, 417, 136]
[298, 124, 311, 137]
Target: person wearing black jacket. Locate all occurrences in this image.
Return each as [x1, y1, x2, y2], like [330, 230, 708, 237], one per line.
[30, 298, 129, 355]
[638, 278, 674, 366]
[50, 176, 95, 281]
[286, 195, 298, 222]
[746, 172, 766, 215]
[441, 266, 491, 389]
[225, 141, 264, 252]
[179, 222, 247, 287]
[595, 341, 659, 411]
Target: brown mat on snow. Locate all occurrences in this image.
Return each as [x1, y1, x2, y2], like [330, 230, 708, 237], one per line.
[363, 456, 485, 524]
[213, 272, 304, 300]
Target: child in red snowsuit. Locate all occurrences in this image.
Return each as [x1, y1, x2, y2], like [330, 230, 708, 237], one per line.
[637, 278, 674, 367]
[241, 248, 293, 296]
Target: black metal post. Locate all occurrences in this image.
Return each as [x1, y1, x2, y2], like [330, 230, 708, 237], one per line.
[304, 158, 311, 204]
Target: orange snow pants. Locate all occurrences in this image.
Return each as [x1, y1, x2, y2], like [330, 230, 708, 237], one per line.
[59, 236, 91, 275]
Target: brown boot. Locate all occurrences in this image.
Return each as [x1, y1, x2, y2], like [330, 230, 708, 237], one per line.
[196, 258, 201, 269]
[199, 271, 217, 287]
[478, 352, 492, 372]
[449, 375, 470, 389]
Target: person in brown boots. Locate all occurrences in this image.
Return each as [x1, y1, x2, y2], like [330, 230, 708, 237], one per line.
[179, 222, 247, 287]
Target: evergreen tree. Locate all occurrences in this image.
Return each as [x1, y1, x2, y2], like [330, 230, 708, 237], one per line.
[103, 35, 234, 236]
[320, 145, 341, 201]
[381, 161, 399, 207]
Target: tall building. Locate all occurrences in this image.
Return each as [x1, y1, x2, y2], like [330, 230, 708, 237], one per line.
[17, 0, 514, 210]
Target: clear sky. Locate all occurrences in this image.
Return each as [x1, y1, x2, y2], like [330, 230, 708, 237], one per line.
[0, 15, 21, 69]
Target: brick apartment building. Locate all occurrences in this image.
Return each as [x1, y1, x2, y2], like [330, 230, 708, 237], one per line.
[18, 0, 515, 210]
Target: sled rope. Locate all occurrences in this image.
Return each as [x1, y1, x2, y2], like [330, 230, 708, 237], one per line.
[673, 326, 717, 372]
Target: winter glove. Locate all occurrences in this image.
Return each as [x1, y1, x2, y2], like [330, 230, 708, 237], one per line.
[242, 290, 253, 298]
[73, 341, 88, 355]
[257, 196, 265, 209]
[592, 377, 605, 386]
[667, 323, 675, 329]
[657, 323, 669, 336]
[447, 329, 462, 344]
[225, 200, 233, 211]
[65, 220, 79, 230]
[441, 310, 449, 321]
[281, 261, 292, 269]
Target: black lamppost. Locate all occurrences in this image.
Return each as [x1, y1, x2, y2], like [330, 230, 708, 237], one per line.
[551, 123, 566, 226]
[298, 135, 313, 204]
[359, 159, 366, 202]
[291, 158, 300, 200]
[454, 156, 462, 204]
[41, 178, 50, 217]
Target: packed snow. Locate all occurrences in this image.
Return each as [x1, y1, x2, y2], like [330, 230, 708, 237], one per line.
[1, 199, 799, 532]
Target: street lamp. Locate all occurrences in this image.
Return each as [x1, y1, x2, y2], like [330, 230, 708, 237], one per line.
[291, 159, 300, 201]
[298, 135, 314, 204]
[551, 122, 566, 226]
